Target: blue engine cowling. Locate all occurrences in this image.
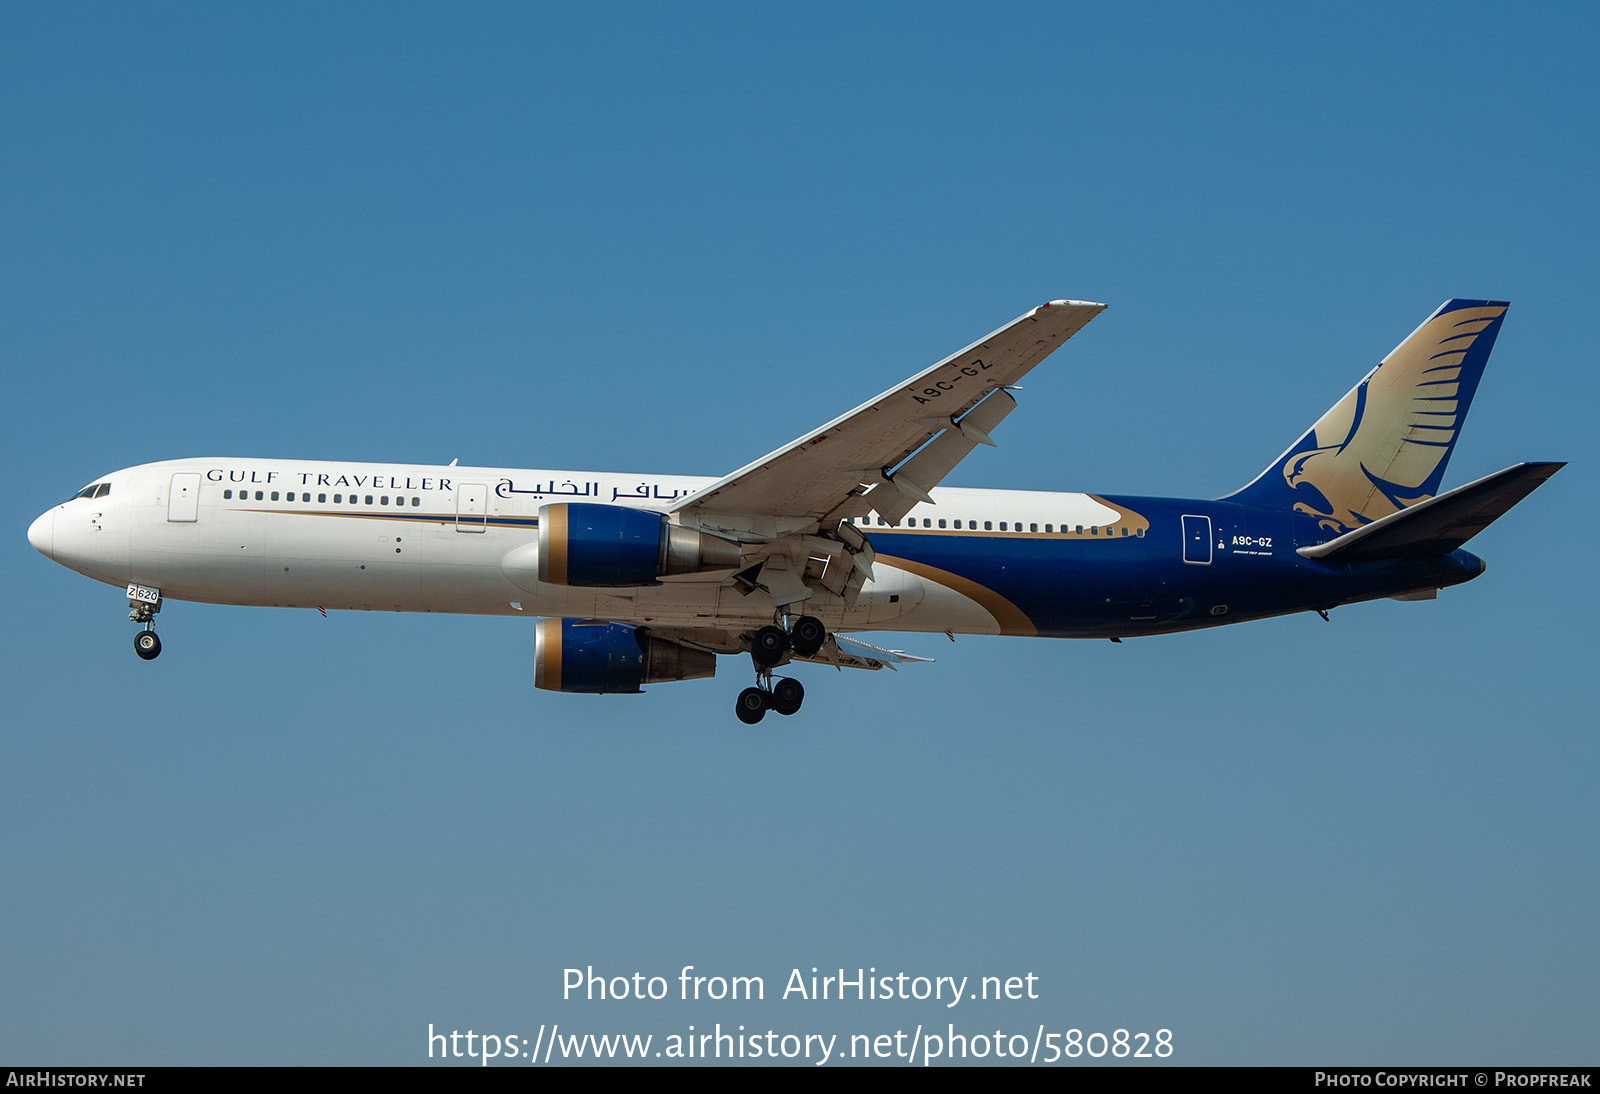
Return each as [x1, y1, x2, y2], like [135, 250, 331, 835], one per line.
[538, 502, 741, 587]
[533, 619, 717, 694]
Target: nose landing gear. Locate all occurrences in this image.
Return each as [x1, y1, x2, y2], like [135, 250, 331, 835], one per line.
[127, 583, 163, 661]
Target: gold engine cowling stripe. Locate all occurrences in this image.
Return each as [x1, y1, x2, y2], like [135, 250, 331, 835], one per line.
[534, 618, 563, 690]
[542, 504, 569, 586]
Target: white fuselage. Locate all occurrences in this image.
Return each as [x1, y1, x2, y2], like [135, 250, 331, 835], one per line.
[28, 458, 1144, 638]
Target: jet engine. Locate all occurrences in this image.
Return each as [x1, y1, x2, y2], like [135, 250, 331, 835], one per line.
[533, 619, 716, 694]
[538, 503, 742, 587]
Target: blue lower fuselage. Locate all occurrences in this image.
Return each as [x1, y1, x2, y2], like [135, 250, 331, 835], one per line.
[867, 494, 1484, 639]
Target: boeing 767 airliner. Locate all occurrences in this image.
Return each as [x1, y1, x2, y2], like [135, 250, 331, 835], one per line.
[28, 299, 1562, 722]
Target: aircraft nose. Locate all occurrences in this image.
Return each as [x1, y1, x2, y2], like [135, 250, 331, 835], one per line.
[28, 508, 54, 560]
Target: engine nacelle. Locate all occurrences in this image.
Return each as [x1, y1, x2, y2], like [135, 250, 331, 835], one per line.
[538, 502, 741, 587]
[533, 619, 717, 694]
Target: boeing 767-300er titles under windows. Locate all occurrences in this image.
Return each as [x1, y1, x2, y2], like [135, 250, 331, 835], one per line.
[28, 299, 1563, 723]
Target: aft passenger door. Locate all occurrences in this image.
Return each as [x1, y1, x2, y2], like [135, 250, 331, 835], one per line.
[1181, 514, 1212, 564]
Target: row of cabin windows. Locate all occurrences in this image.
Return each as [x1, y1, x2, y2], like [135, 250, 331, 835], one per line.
[211, 489, 1140, 533]
[223, 489, 423, 507]
[843, 515, 1143, 537]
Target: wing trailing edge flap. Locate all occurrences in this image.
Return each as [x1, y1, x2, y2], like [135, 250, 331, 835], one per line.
[642, 627, 933, 672]
[794, 633, 936, 672]
[1297, 461, 1565, 563]
[737, 524, 876, 608]
[865, 388, 1018, 525]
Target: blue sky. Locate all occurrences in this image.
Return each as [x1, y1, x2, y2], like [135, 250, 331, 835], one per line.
[4, 3, 1595, 1065]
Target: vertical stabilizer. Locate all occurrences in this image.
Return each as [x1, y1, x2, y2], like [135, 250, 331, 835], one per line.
[1226, 299, 1509, 534]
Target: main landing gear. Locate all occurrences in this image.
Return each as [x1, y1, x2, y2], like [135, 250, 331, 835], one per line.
[735, 676, 805, 724]
[128, 585, 163, 661]
[735, 614, 826, 724]
[749, 614, 827, 667]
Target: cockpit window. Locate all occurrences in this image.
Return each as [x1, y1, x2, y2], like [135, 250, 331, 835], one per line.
[72, 483, 109, 501]
[94, 483, 111, 498]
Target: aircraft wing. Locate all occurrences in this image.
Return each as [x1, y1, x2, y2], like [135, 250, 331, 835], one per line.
[673, 300, 1106, 523]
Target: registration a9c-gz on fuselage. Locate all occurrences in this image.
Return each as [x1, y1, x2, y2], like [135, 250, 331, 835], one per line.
[28, 298, 1562, 723]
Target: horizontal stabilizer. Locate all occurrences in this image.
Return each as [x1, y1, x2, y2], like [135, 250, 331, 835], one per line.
[1297, 462, 1564, 563]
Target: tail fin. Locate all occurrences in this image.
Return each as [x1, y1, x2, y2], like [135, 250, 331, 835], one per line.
[1226, 299, 1509, 534]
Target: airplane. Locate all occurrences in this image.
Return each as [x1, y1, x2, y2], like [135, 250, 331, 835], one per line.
[27, 298, 1563, 724]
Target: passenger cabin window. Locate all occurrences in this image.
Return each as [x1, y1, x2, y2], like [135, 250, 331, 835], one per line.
[319, 493, 327, 502]
[255, 491, 264, 500]
[223, 489, 232, 499]
[984, 520, 993, 530]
